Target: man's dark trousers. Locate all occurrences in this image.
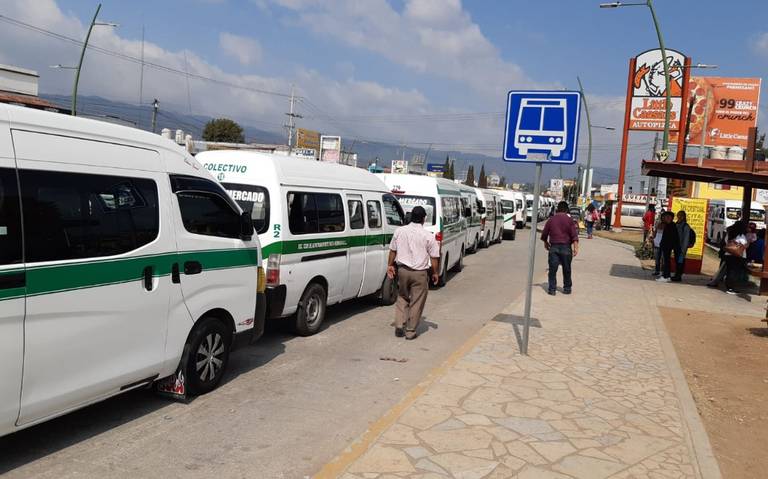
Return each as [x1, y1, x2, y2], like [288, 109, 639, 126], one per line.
[548, 244, 573, 292]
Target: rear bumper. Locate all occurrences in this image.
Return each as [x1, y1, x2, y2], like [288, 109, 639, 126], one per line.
[266, 285, 287, 319]
[233, 291, 268, 350]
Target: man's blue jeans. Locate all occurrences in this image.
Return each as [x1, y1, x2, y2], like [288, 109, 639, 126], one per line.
[548, 244, 573, 292]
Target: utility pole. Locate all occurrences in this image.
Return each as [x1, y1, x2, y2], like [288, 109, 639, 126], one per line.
[644, 132, 659, 214]
[151, 98, 159, 133]
[284, 85, 302, 152]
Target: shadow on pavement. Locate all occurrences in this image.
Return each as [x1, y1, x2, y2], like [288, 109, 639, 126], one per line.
[492, 314, 542, 353]
[747, 327, 768, 338]
[0, 297, 384, 475]
[609, 263, 648, 280]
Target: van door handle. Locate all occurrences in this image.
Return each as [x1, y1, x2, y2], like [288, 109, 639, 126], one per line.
[143, 266, 154, 291]
[171, 263, 180, 284]
[184, 261, 203, 275]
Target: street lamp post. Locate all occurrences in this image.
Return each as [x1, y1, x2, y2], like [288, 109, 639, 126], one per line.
[70, 4, 118, 116]
[600, 1, 671, 151]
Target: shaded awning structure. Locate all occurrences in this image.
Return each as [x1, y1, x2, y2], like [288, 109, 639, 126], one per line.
[642, 127, 768, 294]
[642, 158, 768, 189]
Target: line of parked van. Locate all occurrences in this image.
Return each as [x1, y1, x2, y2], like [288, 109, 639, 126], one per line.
[0, 103, 532, 438]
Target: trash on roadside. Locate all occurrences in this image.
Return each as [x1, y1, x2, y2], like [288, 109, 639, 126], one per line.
[380, 356, 408, 363]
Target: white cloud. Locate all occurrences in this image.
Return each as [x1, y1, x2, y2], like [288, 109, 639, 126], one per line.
[219, 32, 263, 66]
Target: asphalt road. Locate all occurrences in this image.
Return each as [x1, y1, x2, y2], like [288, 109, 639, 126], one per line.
[0, 229, 547, 479]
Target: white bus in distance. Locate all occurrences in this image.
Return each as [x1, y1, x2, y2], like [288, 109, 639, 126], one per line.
[498, 190, 519, 240]
[457, 184, 483, 253]
[377, 174, 466, 286]
[0, 104, 265, 438]
[199, 151, 406, 336]
[475, 188, 503, 247]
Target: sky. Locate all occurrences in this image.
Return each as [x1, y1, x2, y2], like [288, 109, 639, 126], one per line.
[0, 0, 766, 169]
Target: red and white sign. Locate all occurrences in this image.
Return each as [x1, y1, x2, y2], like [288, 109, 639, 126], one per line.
[629, 48, 686, 132]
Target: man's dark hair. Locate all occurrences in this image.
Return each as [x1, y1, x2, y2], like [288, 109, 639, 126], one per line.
[661, 211, 674, 220]
[648, 204, 656, 212]
[410, 206, 427, 224]
[556, 201, 569, 213]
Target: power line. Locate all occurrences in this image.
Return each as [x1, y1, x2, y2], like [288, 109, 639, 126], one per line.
[0, 13, 294, 99]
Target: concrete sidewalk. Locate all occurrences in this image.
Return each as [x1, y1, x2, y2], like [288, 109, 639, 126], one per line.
[316, 237, 725, 479]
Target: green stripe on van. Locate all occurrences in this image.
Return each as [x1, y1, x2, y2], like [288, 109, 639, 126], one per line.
[0, 248, 259, 302]
[261, 233, 397, 258]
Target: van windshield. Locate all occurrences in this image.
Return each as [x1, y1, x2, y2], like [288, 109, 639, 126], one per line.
[397, 195, 436, 225]
[223, 182, 269, 234]
[726, 208, 765, 222]
[500, 200, 515, 213]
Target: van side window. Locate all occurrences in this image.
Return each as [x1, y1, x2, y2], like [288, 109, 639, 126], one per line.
[0, 168, 22, 265]
[367, 201, 382, 229]
[171, 175, 241, 239]
[222, 182, 270, 235]
[382, 194, 404, 226]
[288, 192, 345, 234]
[348, 200, 364, 230]
[442, 197, 459, 225]
[21, 170, 159, 262]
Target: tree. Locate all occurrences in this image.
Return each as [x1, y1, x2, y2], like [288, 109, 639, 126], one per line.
[464, 165, 475, 186]
[478, 164, 488, 188]
[447, 160, 456, 180]
[442, 155, 451, 179]
[500, 176, 507, 189]
[203, 118, 245, 143]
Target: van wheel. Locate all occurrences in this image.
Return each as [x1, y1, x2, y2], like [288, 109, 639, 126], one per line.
[294, 283, 327, 336]
[452, 249, 464, 273]
[380, 276, 398, 306]
[510, 229, 516, 241]
[182, 316, 232, 396]
[497, 229, 504, 243]
[472, 236, 478, 253]
[438, 256, 449, 287]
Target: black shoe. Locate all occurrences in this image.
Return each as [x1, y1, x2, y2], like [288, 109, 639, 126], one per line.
[547, 289, 556, 296]
[563, 288, 572, 295]
[395, 327, 405, 338]
[670, 277, 682, 282]
[651, 271, 661, 277]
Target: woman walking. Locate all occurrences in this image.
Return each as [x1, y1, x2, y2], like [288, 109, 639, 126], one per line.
[584, 204, 598, 239]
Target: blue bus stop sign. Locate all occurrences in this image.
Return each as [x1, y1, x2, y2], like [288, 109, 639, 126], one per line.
[503, 91, 581, 164]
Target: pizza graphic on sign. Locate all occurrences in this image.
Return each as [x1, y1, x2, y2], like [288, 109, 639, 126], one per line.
[628, 48, 687, 132]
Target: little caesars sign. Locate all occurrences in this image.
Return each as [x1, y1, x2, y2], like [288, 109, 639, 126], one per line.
[629, 48, 686, 132]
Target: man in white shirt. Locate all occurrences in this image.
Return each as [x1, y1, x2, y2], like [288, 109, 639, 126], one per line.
[387, 206, 440, 340]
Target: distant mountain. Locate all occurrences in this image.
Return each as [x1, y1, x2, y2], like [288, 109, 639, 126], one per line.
[41, 94, 618, 188]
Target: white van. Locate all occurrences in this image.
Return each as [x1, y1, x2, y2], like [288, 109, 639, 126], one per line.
[0, 104, 265, 438]
[512, 191, 527, 228]
[458, 184, 483, 253]
[198, 151, 405, 336]
[707, 200, 766, 244]
[378, 174, 465, 285]
[475, 188, 503, 247]
[498, 190, 518, 240]
[525, 193, 535, 223]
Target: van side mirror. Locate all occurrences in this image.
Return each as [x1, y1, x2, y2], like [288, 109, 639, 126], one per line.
[240, 211, 254, 240]
[464, 207, 472, 217]
[478, 206, 486, 214]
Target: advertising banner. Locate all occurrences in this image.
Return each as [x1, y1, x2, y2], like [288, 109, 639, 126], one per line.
[391, 160, 408, 174]
[685, 77, 761, 148]
[671, 197, 708, 261]
[320, 135, 341, 163]
[629, 48, 686, 132]
[296, 128, 321, 151]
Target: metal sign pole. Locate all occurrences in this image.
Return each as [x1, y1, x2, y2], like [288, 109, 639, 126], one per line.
[521, 160, 543, 355]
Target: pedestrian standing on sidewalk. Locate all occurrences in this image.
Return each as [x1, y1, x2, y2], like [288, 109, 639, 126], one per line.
[387, 206, 440, 340]
[541, 201, 579, 295]
[722, 221, 749, 295]
[672, 210, 695, 282]
[643, 204, 656, 243]
[656, 211, 680, 283]
[584, 204, 597, 239]
[651, 216, 665, 276]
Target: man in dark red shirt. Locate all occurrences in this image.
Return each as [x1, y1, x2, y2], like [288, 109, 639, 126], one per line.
[541, 201, 579, 295]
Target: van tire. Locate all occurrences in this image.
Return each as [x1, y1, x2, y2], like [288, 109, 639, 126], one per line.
[438, 255, 449, 287]
[471, 236, 478, 253]
[182, 316, 232, 396]
[294, 283, 327, 336]
[510, 229, 516, 240]
[380, 276, 398, 306]
[451, 248, 464, 273]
